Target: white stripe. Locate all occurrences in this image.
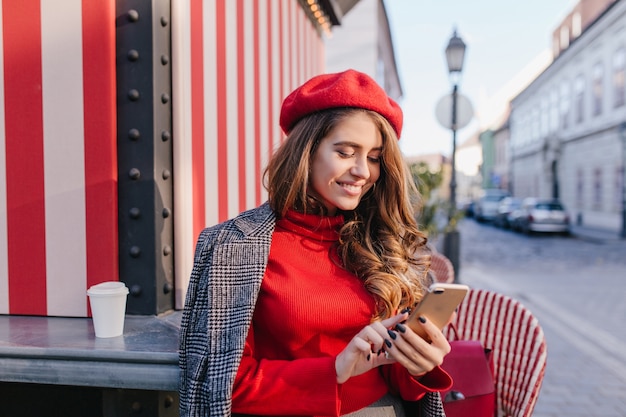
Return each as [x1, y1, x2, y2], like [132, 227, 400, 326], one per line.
[41, 0, 87, 317]
[204, 0, 219, 227]
[271, 2, 280, 153]
[226, 1, 239, 218]
[0, 4, 9, 314]
[298, 6, 305, 86]
[244, 2, 256, 210]
[290, 1, 297, 92]
[172, 0, 193, 309]
[282, 3, 290, 111]
[258, 0, 269, 203]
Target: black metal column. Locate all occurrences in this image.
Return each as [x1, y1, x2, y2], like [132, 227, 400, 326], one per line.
[116, 0, 174, 315]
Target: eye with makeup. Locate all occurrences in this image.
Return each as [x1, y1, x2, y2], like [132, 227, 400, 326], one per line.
[336, 148, 381, 163]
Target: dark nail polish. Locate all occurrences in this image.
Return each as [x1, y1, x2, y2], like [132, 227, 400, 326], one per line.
[385, 339, 392, 348]
[418, 316, 427, 324]
[395, 323, 406, 333]
[367, 353, 371, 361]
[401, 307, 411, 314]
[377, 349, 383, 355]
[387, 329, 397, 340]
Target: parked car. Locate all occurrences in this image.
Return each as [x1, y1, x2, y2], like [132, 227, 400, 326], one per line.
[511, 198, 570, 234]
[474, 189, 510, 222]
[493, 197, 522, 228]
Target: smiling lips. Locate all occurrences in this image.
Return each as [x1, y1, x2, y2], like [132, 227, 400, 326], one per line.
[337, 181, 366, 196]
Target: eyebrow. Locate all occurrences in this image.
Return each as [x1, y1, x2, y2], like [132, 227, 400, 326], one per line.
[332, 140, 383, 152]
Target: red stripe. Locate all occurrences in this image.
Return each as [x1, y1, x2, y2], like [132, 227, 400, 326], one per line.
[253, 1, 261, 206]
[2, 0, 47, 315]
[82, 0, 118, 299]
[191, 0, 205, 236]
[216, 0, 228, 221]
[236, 0, 246, 212]
[266, 1, 274, 160]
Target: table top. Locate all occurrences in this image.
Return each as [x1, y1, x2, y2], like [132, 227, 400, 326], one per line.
[0, 311, 182, 391]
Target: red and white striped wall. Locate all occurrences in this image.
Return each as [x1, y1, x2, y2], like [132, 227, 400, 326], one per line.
[0, 0, 118, 316]
[172, 0, 325, 308]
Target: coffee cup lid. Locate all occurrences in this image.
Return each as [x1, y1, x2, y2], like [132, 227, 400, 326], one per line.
[87, 281, 129, 296]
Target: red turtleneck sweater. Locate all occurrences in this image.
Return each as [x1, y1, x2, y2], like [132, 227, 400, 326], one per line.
[232, 210, 451, 416]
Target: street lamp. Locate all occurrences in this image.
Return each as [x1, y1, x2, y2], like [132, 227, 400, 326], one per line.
[442, 28, 466, 280]
[619, 121, 626, 239]
[445, 29, 466, 222]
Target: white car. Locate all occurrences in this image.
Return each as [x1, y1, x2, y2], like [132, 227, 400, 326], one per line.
[474, 190, 510, 222]
[512, 198, 570, 234]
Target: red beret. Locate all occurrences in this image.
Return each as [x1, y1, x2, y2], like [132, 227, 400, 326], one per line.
[279, 69, 403, 138]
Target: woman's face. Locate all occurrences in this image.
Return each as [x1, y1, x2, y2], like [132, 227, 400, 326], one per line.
[309, 112, 383, 216]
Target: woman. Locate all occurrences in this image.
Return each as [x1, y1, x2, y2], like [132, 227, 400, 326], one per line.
[179, 69, 452, 417]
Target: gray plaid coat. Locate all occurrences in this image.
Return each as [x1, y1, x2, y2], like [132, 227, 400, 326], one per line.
[178, 202, 446, 417]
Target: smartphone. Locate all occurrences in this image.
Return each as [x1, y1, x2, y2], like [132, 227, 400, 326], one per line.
[406, 283, 469, 341]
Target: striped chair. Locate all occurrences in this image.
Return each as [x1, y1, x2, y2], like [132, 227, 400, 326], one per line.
[443, 289, 548, 417]
[429, 251, 455, 283]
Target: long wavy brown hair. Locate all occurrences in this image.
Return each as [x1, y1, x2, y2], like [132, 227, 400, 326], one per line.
[264, 108, 431, 320]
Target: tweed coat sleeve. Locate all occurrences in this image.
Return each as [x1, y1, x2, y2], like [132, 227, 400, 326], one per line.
[179, 203, 276, 417]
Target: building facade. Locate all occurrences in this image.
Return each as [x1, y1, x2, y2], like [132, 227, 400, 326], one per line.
[325, 0, 402, 101]
[510, 0, 626, 231]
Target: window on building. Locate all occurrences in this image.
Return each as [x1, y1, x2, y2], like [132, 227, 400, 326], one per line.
[560, 81, 570, 129]
[560, 26, 570, 50]
[550, 89, 559, 132]
[593, 168, 602, 209]
[572, 13, 581, 38]
[574, 74, 585, 123]
[531, 107, 539, 141]
[613, 47, 625, 108]
[540, 96, 549, 136]
[576, 168, 583, 209]
[617, 166, 624, 212]
[592, 62, 604, 116]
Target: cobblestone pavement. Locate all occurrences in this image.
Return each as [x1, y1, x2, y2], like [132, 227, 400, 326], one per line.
[438, 219, 626, 417]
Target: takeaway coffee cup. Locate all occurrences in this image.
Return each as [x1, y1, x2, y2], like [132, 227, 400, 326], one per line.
[87, 281, 129, 338]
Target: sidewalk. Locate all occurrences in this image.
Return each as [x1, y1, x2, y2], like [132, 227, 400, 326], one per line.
[569, 224, 624, 243]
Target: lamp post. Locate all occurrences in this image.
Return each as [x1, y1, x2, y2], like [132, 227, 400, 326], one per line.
[445, 29, 466, 222]
[442, 29, 466, 280]
[619, 121, 626, 239]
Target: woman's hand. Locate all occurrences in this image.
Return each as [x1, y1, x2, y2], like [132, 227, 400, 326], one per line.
[335, 313, 406, 383]
[385, 315, 451, 377]
[335, 312, 451, 383]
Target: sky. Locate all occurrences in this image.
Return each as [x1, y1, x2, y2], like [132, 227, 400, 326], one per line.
[383, 0, 580, 157]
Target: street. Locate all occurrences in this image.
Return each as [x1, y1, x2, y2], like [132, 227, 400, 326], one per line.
[440, 219, 626, 417]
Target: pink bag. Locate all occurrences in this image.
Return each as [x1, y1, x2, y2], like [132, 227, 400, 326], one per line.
[440, 335, 496, 417]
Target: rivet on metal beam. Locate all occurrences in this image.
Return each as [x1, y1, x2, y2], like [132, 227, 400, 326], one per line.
[162, 208, 171, 218]
[130, 246, 141, 258]
[127, 9, 139, 22]
[161, 55, 169, 65]
[130, 285, 142, 297]
[129, 168, 141, 180]
[163, 245, 172, 256]
[161, 93, 170, 104]
[160, 17, 169, 27]
[161, 131, 171, 141]
[129, 207, 141, 219]
[163, 282, 173, 294]
[127, 49, 139, 61]
[128, 128, 140, 140]
[128, 89, 140, 101]
[162, 169, 171, 180]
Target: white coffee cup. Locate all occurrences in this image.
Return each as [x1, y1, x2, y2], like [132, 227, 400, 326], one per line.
[87, 281, 129, 338]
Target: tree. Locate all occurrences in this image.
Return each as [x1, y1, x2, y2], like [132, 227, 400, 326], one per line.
[409, 162, 444, 238]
